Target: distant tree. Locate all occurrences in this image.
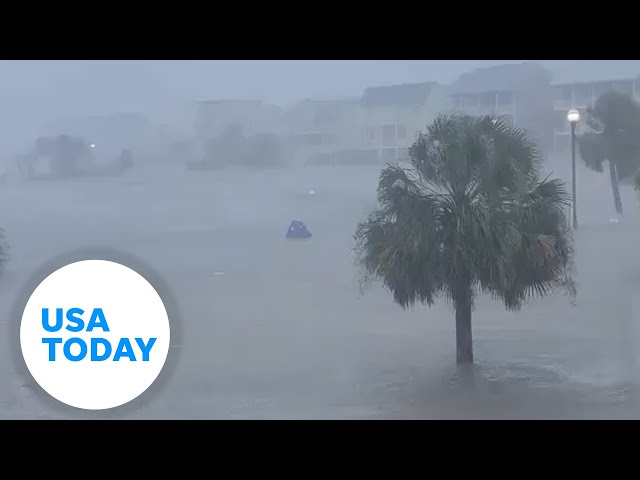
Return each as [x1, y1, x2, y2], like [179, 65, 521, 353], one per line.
[117, 149, 134, 170]
[217, 124, 246, 164]
[243, 133, 283, 167]
[192, 126, 287, 170]
[33, 135, 92, 178]
[199, 124, 246, 169]
[355, 114, 574, 365]
[578, 92, 640, 215]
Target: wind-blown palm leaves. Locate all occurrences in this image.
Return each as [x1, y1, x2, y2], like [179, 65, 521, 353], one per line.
[578, 92, 640, 214]
[354, 114, 574, 364]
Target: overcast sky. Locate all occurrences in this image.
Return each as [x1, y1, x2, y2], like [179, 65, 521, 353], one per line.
[2, 60, 640, 154]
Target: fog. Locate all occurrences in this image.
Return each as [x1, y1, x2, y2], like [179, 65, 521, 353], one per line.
[4, 60, 640, 152]
[1, 60, 640, 419]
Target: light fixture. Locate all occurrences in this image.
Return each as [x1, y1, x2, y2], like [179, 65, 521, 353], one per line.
[567, 109, 580, 124]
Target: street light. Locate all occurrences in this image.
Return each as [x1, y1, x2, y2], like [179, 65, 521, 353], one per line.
[567, 109, 580, 123]
[567, 108, 580, 229]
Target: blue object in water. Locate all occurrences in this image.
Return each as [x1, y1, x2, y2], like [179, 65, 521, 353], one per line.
[286, 220, 312, 239]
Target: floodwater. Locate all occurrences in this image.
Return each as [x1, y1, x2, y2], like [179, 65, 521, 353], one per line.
[1, 159, 640, 419]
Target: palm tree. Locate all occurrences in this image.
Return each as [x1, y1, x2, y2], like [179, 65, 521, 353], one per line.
[578, 92, 640, 215]
[354, 114, 575, 365]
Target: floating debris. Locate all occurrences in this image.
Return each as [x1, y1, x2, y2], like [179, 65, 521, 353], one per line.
[286, 220, 312, 239]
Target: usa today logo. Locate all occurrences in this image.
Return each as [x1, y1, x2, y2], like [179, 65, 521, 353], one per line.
[19, 259, 171, 411]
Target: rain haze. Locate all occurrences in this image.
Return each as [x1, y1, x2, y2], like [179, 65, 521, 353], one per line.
[1, 60, 640, 419]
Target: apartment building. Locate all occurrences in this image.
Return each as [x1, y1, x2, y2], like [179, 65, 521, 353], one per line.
[551, 75, 640, 151]
[284, 98, 362, 165]
[356, 82, 444, 164]
[191, 99, 288, 165]
[450, 63, 555, 150]
[194, 99, 285, 139]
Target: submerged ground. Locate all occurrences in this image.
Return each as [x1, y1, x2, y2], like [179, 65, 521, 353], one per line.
[1, 157, 640, 419]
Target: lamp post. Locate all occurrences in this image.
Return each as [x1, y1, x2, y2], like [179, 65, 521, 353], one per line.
[567, 108, 580, 229]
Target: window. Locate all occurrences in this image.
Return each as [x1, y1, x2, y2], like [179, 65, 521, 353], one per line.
[307, 152, 333, 165]
[460, 95, 478, 108]
[397, 125, 407, 140]
[496, 92, 514, 107]
[574, 84, 592, 106]
[382, 125, 396, 145]
[296, 132, 324, 146]
[322, 133, 338, 145]
[314, 111, 337, 127]
[365, 127, 376, 140]
[558, 85, 572, 101]
[479, 93, 495, 109]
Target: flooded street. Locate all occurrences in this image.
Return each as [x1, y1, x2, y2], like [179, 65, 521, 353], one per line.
[1, 162, 640, 419]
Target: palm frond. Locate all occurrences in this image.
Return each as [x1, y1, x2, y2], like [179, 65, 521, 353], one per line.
[476, 115, 542, 195]
[488, 178, 574, 310]
[578, 132, 606, 173]
[580, 92, 640, 179]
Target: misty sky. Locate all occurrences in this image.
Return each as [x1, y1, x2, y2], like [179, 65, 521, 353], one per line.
[2, 60, 640, 156]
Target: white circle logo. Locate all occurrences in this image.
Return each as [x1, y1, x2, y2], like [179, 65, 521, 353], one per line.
[20, 259, 171, 410]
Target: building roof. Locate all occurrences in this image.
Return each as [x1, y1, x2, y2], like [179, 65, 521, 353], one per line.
[551, 74, 640, 87]
[451, 62, 551, 95]
[284, 97, 360, 118]
[196, 99, 263, 106]
[298, 97, 361, 106]
[549, 60, 640, 86]
[361, 82, 436, 107]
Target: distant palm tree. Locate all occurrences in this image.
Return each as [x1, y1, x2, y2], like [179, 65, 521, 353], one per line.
[355, 114, 575, 364]
[578, 92, 640, 215]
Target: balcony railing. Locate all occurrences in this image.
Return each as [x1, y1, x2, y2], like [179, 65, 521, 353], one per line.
[455, 105, 515, 117]
[553, 98, 594, 110]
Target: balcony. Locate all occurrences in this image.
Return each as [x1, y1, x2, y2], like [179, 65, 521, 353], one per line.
[455, 104, 515, 118]
[554, 120, 590, 137]
[553, 98, 594, 111]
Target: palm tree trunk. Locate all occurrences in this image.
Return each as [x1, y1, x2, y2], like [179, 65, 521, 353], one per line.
[455, 296, 473, 364]
[609, 160, 623, 215]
